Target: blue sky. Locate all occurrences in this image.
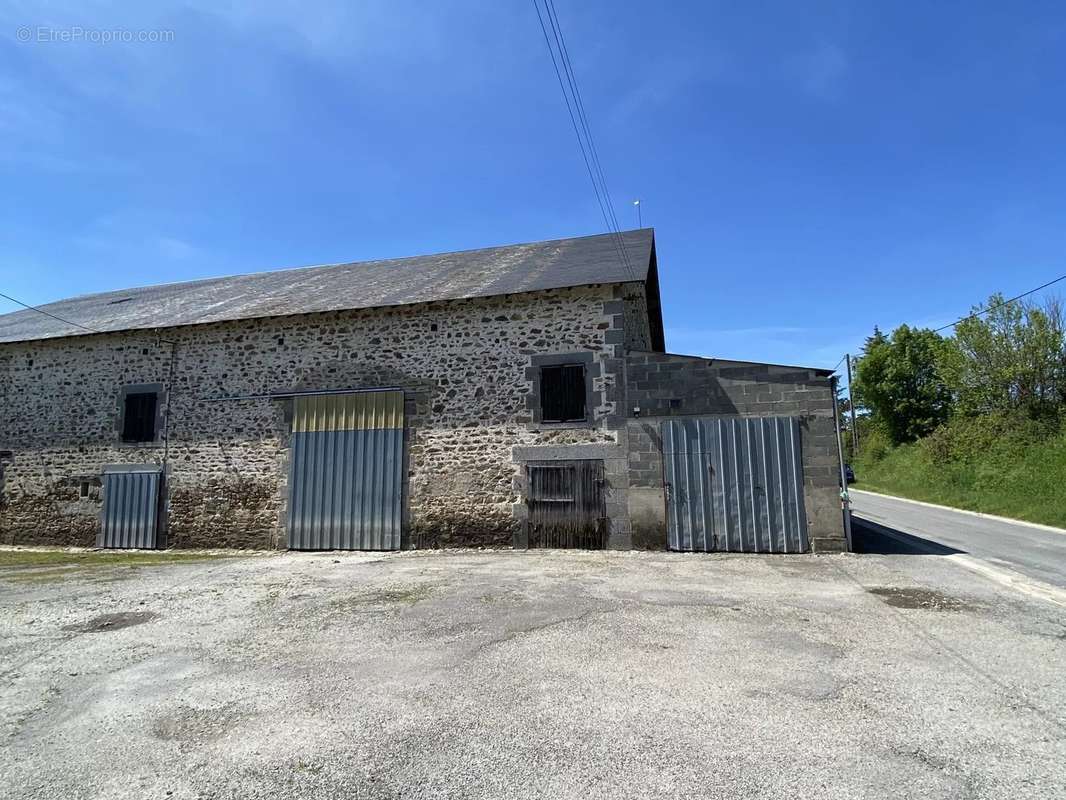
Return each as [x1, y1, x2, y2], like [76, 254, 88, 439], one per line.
[1, 1, 1064, 371]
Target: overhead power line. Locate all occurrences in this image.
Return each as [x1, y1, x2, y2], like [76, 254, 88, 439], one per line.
[834, 270, 1066, 378]
[541, 0, 635, 275]
[931, 272, 1066, 333]
[531, 0, 637, 280]
[0, 291, 108, 336]
[0, 290, 174, 344]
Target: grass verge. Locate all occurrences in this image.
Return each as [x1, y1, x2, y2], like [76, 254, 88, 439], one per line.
[854, 429, 1066, 529]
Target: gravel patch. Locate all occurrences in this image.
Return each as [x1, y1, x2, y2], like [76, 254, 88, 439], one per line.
[0, 548, 1063, 799]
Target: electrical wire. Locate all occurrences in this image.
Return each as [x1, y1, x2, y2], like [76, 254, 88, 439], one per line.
[931, 273, 1066, 333]
[0, 290, 174, 344]
[1, 288, 179, 469]
[530, 0, 637, 280]
[0, 291, 108, 336]
[836, 271, 1066, 376]
[541, 0, 636, 278]
[545, 0, 636, 278]
[531, 2, 615, 242]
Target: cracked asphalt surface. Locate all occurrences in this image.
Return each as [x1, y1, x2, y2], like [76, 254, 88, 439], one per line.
[1, 547, 1064, 799]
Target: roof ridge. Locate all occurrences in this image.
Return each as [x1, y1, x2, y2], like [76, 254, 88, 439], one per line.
[23, 228, 654, 309]
[0, 228, 656, 343]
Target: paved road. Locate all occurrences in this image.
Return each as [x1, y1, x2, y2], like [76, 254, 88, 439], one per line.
[851, 489, 1066, 590]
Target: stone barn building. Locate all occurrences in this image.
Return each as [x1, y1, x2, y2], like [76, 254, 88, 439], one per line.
[0, 230, 847, 553]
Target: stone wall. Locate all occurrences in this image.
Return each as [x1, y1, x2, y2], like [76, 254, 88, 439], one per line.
[0, 284, 639, 549]
[623, 352, 846, 552]
[0, 276, 846, 554]
[621, 284, 653, 352]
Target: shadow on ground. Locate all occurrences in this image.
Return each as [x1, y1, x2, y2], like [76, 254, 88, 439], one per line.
[852, 517, 965, 556]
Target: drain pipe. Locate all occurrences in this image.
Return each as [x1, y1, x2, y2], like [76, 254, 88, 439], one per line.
[831, 376, 853, 552]
[161, 338, 177, 473]
[159, 337, 177, 548]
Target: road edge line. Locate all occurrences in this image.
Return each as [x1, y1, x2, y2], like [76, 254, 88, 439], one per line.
[853, 516, 1066, 608]
[850, 489, 1066, 537]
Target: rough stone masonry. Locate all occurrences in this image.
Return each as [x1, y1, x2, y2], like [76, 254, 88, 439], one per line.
[0, 284, 637, 549]
[0, 230, 846, 552]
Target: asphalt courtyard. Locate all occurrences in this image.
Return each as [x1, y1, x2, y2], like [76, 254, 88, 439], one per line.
[1, 546, 1064, 799]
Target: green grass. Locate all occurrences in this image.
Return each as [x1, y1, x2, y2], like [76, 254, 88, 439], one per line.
[0, 549, 236, 568]
[0, 548, 242, 583]
[854, 426, 1066, 529]
[327, 585, 435, 613]
[1, 567, 138, 585]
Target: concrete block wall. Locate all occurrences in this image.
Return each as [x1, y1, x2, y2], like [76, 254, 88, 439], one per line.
[623, 352, 846, 552]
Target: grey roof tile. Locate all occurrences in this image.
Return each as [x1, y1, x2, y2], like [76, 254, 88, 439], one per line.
[0, 229, 653, 343]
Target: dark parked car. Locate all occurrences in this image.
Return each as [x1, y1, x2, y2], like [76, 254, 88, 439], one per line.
[844, 463, 855, 484]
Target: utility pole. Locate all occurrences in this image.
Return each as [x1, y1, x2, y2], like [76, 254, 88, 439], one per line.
[633, 199, 641, 228]
[832, 376, 853, 552]
[845, 353, 859, 457]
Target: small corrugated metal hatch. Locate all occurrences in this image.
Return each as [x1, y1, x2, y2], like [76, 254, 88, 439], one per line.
[98, 466, 163, 549]
[287, 391, 404, 551]
[662, 416, 809, 553]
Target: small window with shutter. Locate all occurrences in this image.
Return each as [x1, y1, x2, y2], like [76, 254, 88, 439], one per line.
[121, 392, 159, 443]
[539, 364, 587, 423]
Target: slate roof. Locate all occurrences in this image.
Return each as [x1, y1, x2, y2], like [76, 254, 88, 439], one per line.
[0, 229, 654, 344]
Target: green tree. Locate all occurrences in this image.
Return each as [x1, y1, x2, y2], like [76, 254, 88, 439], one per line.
[853, 324, 953, 445]
[938, 294, 1066, 418]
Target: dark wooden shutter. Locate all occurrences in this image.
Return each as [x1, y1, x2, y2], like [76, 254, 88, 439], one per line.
[122, 393, 158, 442]
[526, 460, 606, 548]
[540, 364, 586, 422]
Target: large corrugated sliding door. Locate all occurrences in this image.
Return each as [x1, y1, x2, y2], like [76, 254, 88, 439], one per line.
[663, 416, 808, 553]
[287, 391, 404, 551]
[99, 466, 162, 549]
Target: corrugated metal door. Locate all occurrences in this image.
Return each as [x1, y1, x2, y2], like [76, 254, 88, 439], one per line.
[99, 466, 162, 549]
[287, 391, 404, 551]
[663, 417, 808, 553]
[526, 460, 607, 549]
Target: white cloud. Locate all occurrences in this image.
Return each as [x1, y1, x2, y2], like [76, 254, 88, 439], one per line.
[75, 211, 200, 262]
[199, 0, 446, 63]
[157, 236, 198, 260]
[0, 0, 515, 158]
[609, 51, 728, 125]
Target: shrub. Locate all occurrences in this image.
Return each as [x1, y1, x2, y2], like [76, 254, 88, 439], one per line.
[921, 412, 1058, 466]
[854, 417, 1066, 528]
[860, 427, 893, 463]
[852, 325, 953, 445]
